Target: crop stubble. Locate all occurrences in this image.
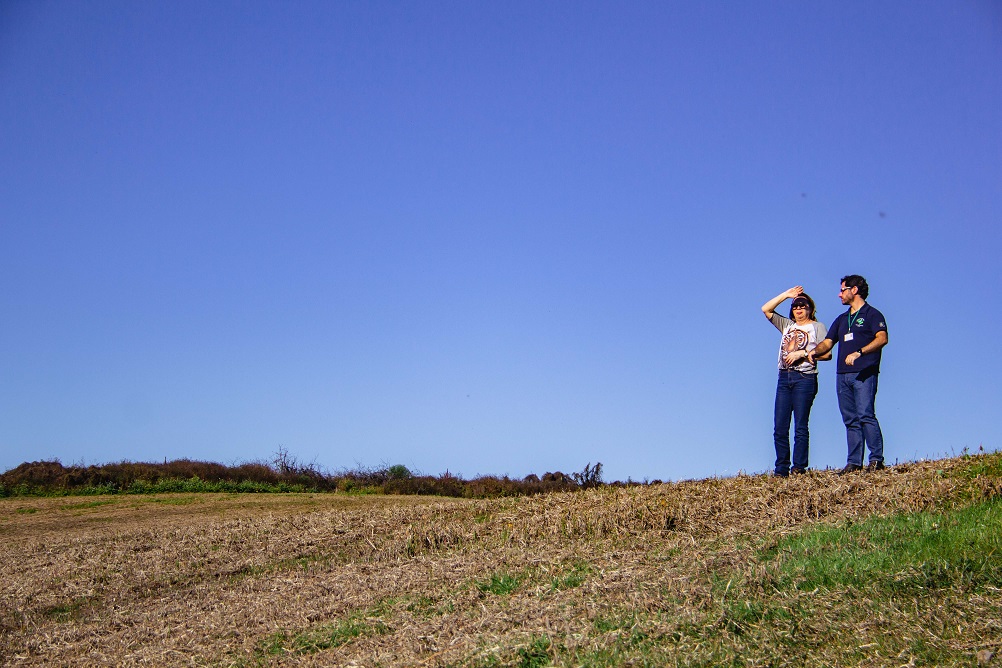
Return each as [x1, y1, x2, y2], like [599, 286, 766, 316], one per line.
[1, 456, 1000, 666]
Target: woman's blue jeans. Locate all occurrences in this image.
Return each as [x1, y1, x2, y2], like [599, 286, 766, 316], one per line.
[774, 370, 819, 474]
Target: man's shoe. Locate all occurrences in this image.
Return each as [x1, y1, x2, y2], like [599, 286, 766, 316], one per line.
[866, 461, 886, 472]
[837, 464, 863, 476]
[773, 470, 789, 478]
[791, 467, 808, 475]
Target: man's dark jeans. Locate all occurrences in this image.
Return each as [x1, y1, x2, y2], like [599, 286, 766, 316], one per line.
[774, 370, 819, 475]
[836, 368, 884, 467]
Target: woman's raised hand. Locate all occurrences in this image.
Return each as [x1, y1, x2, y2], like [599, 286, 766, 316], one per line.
[763, 285, 805, 319]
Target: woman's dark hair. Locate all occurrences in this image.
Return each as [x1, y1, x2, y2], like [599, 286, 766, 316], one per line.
[841, 274, 869, 300]
[789, 293, 817, 321]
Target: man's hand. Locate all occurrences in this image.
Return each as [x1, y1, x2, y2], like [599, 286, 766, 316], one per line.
[808, 339, 832, 364]
[845, 351, 863, 366]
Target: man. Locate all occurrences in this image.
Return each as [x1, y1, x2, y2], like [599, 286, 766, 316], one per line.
[808, 275, 888, 474]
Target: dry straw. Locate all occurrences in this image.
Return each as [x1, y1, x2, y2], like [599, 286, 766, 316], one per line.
[1, 454, 999, 666]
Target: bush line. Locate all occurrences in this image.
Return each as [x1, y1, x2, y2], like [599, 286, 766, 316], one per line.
[0, 456, 611, 499]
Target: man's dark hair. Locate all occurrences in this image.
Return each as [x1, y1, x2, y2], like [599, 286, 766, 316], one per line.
[841, 274, 869, 300]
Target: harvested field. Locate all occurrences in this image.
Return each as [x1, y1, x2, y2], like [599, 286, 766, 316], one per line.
[2, 455, 1001, 667]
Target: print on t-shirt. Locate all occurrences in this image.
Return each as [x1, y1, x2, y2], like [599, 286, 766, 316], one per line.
[769, 313, 826, 374]
[779, 324, 817, 372]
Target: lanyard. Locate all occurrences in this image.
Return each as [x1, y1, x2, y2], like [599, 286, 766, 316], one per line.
[848, 306, 864, 330]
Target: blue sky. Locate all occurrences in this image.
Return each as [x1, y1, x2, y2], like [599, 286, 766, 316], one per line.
[2, 1, 1000, 482]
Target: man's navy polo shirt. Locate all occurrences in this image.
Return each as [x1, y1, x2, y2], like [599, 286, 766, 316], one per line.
[825, 303, 888, 374]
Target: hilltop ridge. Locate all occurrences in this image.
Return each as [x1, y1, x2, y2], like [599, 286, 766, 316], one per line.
[2, 451, 1000, 666]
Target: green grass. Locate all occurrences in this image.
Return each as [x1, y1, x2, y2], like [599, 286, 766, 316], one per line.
[550, 560, 591, 591]
[257, 611, 391, 656]
[476, 571, 523, 596]
[60, 499, 118, 510]
[665, 498, 1002, 664]
[147, 495, 201, 505]
[470, 560, 592, 600]
[41, 596, 99, 622]
[1, 478, 315, 497]
[126, 477, 310, 494]
[764, 496, 1002, 594]
[404, 595, 453, 617]
[960, 453, 1002, 479]
[445, 494, 1002, 666]
[460, 496, 1002, 668]
[516, 635, 554, 668]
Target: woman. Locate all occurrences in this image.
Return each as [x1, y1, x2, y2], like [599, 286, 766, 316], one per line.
[761, 286, 830, 476]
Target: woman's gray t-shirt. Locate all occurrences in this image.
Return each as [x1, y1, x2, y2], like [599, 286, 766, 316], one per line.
[769, 313, 827, 374]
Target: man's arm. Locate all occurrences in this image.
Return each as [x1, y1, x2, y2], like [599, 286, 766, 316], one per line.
[808, 338, 834, 363]
[845, 331, 888, 366]
[810, 322, 832, 362]
[784, 347, 831, 365]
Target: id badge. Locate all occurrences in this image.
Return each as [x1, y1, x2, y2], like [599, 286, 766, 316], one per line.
[844, 333, 854, 342]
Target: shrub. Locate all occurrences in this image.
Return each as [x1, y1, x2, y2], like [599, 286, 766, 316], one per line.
[1, 456, 606, 498]
[387, 464, 412, 480]
[573, 462, 604, 489]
